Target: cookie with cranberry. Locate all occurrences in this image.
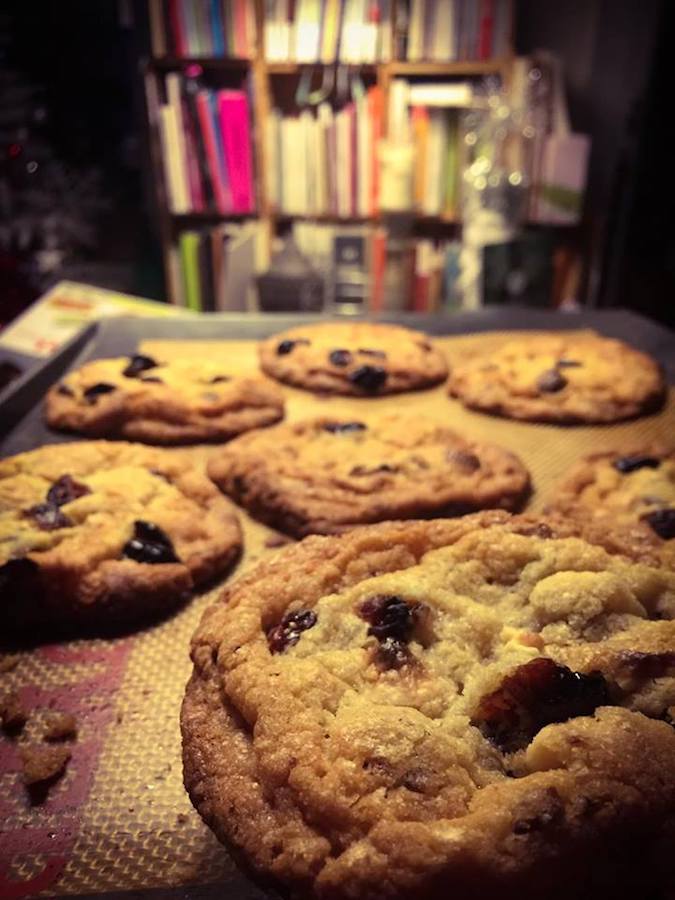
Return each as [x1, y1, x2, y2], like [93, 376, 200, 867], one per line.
[447, 333, 665, 423]
[0, 441, 241, 632]
[259, 322, 448, 395]
[546, 446, 675, 568]
[207, 414, 529, 536]
[46, 355, 284, 444]
[182, 511, 675, 900]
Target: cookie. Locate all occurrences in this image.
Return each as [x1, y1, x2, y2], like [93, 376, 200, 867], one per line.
[447, 333, 665, 423]
[0, 441, 241, 632]
[546, 446, 675, 568]
[207, 414, 530, 536]
[46, 355, 284, 444]
[259, 322, 448, 395]
[182, 512, 675, 900]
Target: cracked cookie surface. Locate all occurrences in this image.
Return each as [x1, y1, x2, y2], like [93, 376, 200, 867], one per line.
[46, 355, 284, 444]
[0, 441, 241, 631]
[447, 333, 665, 423]
[259, 322, 448, 395]
[182, 511, 675, 899]
[207, 414, 530, 536]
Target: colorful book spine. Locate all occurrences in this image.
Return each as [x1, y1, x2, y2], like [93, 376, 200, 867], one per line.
[179, 230, 202, 311]
[218, 90, 254, 213]
[209, 0, 225, 56]
[168, 0, 188, 56]
[196, 91, 230, 213]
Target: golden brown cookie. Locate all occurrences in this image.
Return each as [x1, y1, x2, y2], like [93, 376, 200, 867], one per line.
[0, 441, 241, 632]
[46, 355, 284, 444]
[259, 322, 448, 395]
[207, 414, 530, 536]
[447, 333, 665, 423]
[546, 446, 675, 570]
[182, 512, 675, 899]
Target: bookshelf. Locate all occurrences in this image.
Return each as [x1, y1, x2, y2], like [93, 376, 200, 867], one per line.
[143, 1, 515, 308]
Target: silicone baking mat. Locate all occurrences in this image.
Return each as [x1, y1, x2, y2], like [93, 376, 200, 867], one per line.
[1, 327, 674, 899]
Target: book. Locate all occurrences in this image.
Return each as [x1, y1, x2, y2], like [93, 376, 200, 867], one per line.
[168, 0, 188, 56]
[196, 90, 230, 213]
[158, 105, 189, 213]
[411, 105, 429, 209]
[197, 230, 216, 311]
[478, 0, 494, 60]
[370, 226, 387, 312]
[407, 82, 473, 107]
[209, 0, 225, 56]
[367, 86, 383, 215]
[218, 90, 254, 213]
[179, 231, 202, 311]
[423, 109, 448, 215]
[407, 0, 425, 61]
[215, 222, 259, 311]
[149, 0, 167, 56]
[430, 0, 456, 61]
[166, 74, 191, 210]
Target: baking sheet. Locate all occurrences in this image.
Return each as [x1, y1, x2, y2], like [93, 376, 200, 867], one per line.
[1, 312, 674, 900]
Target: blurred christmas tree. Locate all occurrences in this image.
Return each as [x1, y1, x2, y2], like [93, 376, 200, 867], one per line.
[0, 9, 109, 321]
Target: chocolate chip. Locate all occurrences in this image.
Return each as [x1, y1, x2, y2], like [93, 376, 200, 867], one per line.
[276, 338, 310, 355]
[536, 370, 567, 393]
[323, 421, 367, 434]
[123, 354, 158, 378]
[418, 341, 433, 353]
[47, 475, 91, 507]
[329, 349, 352, 367]
[616, 650, 675, 679]
[350, 464, 399, 476]
[357, 348, 387, 359]
[139, 376, 163, 383]
[26, 503, 72, 531]
[267, 609, 317, 653]
[123, 521, 180, 564]
[359, 595, 415, 642]
[642, 508, 675, 540]
[349, 365, 387, 392]
[613, 455, 661, 474]
[209, 376, 230, 384]
[447, 450, 481, 472]
[513, 792, 564, 833]
[556, 359, 582, 368]
[375, 636, 412, 670]
[56, 383, 74, 397]
[83, 383, 116, 404]
[472, 658, 609, 753]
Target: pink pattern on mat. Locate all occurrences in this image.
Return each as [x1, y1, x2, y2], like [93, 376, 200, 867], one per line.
[0, 639, 134, 898]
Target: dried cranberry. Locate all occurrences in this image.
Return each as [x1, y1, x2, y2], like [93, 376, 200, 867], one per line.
[349, 365, 387, 392]
[267, 609, 317, 653]
[26, 503, 71, 531]
[472, 657, 609, 753]
[642, 508, 675, 540]
[613, 455, 660, 474]
[56, 383, 74, 397]
[276, 338, 310, 355]
[47, 475, 91, 507]
[536, 370, 567, 393]
[350, 463, 399, 476]
[323, 421, 367, 434]
[123, 354, 158, 378]
[329, 349, 352, 367]
[357, 348, 387, 359]
[556, 359, 582, 368]
[209, 375, 230, 384]
[83, 383, 116, 404]
[123, 521, 179, 564]
[360, 595, 414, 642]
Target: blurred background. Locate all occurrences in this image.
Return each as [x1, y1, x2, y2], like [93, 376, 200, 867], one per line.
[0, 0, 673, 343]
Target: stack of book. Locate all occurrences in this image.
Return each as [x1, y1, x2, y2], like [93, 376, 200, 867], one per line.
[177, 221, 264, 311]
[401, 0, 511, 62]
[157, 73, 256, 215]
[149, 0, 257, 59]
[264, 0, 393, 63]
[266, 87, 383, 217]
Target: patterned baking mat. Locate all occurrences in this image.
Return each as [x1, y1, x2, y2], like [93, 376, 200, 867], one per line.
[1, 331, 674, 898]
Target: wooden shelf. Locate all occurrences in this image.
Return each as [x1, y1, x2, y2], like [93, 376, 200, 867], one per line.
[169, 211, 258, 224]
[265, 61, 378, 74]
[387, 59, 508, 77]
[150, 56, 252, 70]
[273, 211, 460, 225]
